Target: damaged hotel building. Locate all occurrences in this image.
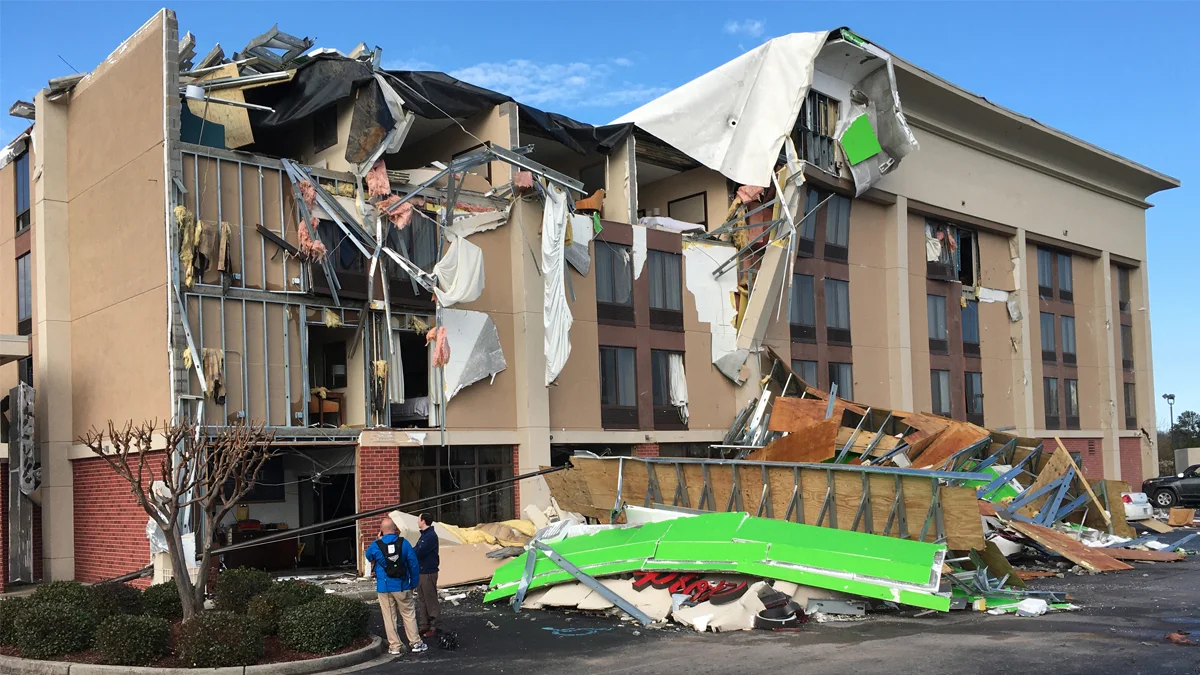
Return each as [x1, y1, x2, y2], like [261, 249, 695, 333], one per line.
[0, 11, 1179, 588]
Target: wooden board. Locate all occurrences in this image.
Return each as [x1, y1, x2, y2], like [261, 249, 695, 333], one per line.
[1017, 442, 1110, 527]
[1092, 480, 1137, 539]
[1168, 508, 1196, 527]
[1016, 570, 1060, 581]
[1140, 518, 1175, 534]
[942, 486, 986, 551]
[541, 465, 604, 521]
[1009, 521, 1133, 572]
[1054, 438, 1111, 527]
[1103, 548, 1186, 563]
[835, 426, 902, 456]
[767, 397, 832, 432]
[750, 417, 838, 462]
[978, 501, 999, 517]
[977, 539, 1026, 588]
[911, 421, 990, 469]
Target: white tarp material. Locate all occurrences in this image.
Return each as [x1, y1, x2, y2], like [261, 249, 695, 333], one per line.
[542, 185, 573, 385]
[632, 224, 648, 279]
[433, 234, 485, 307]
[447, 208, 508, 239]
[638, 215, 706, 233]
[565, 213, 595, 276]
[438, 308, 507, 401]
[613, 32, 829, 188]
[682, 241, 744, 382]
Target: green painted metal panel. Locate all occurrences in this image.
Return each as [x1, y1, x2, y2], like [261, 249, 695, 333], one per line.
[840, 114, 883, 165]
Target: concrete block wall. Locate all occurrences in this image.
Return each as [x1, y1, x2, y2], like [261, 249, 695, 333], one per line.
[71, 453, 161, 586]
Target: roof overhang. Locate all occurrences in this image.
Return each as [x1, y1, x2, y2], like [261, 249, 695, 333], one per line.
[0, 335, 31, 366]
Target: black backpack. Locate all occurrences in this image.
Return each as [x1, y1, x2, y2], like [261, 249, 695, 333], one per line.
[375, 539, 409, 582]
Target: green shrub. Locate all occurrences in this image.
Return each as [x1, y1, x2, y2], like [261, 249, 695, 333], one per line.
[31, 580, 92, 606]
[214, 567, 272, 613]
[142, 582, 183, 621]
[0, 596, 27, 646]
[12, 601, 98, 659]
[94, 614, 169, 666]
[247, 581, 327, 635]
[279, 596, 368, 654]
[177, 611, 263, 667]
[88, 582, 144, 619]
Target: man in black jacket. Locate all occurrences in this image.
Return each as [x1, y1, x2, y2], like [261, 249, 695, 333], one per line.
[412, 513, 442, 637]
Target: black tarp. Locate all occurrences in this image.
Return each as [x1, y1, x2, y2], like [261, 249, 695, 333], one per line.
[250, 56, 376, 128]
[384, 71, 633, 156]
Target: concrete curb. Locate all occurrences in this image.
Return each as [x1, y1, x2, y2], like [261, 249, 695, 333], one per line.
[0, 635, 384, 675]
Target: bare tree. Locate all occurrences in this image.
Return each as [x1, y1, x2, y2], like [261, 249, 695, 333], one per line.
[80, 420, 275, 620]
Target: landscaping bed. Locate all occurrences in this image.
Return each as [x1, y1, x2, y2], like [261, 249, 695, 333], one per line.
[0, 568, 375, 669]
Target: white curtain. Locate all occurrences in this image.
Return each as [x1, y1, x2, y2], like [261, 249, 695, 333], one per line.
[668, 353, 689, 423]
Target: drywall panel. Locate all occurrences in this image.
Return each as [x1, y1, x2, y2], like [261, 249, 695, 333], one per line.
[444, 310, 518, 430]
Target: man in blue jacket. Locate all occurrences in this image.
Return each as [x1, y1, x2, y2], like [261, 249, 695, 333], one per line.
[412, 513, 442, 637]
[365, 518, 426, 655]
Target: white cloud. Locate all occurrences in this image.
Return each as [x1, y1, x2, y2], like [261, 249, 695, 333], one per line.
[724, 19, 765, 37]
[613, 57, 634, 67]
[448, 59, 663, 110]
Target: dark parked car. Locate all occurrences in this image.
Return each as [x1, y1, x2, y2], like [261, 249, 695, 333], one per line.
[1142, 464, 1200, 508]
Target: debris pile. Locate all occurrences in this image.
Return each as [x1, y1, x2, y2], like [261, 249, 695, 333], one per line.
[485, 352, 1194, 631]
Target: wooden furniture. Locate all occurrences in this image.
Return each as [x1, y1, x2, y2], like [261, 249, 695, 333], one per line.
[309, 391, 344, 427]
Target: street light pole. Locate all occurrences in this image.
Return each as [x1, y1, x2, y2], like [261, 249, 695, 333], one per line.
[1163, 393, 1176, 427]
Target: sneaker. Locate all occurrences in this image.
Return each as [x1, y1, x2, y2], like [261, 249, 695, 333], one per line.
[388, 648, 403, 655]
[410, 641, 428, 654]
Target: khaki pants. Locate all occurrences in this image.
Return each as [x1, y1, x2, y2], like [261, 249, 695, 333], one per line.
[378, 590, 421, 651]
[417, 572, 442, 633]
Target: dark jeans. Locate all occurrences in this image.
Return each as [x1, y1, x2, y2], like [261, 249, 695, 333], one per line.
[417, 572, 442, 633]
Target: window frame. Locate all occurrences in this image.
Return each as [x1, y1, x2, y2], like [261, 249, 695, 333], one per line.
[595, 241, 635, 324]
[962, 299, 980, 357]
[17, 252, 32, 336]
[792, 360, 819, 389]
[796, 89, 839, 174]
[599, 346, 639, 429]
[1037, 248, 1054, 299]
[1040, 312, 1057, 364]
[1044, 377, 1060, 430]
[823, 194, 850, 262]
[927, 294, 948, 354]
[15, 151, 31, 234]
[1064, 378, 1080, 430]
[824, 278, 851, 345]
[398, 446, 514, 526]
[930, 369, 951, 417]
[789, 273, 816, 341]
[650, 349, 687, 430]
[1120, 323, 1134, 370]
[1060, 315, 1077, 366]
[828, 362, 853, 400]
[1117, 267, 1131, 314]
[965, 371, 984, 425]
[647, 249, 683, 331]
[1057, 252, 1074, 302]
[1123, 382, 1137, 430]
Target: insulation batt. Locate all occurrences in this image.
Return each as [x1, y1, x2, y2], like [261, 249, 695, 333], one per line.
[427, 326, 450, 367]
[365, 158, 391, 197]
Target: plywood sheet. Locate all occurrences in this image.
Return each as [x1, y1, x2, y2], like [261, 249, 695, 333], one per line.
[186, 64, 254, 148]
[437, 543, 506, 587]
[1008, 521, 1133, 572]
[1168, 508, 1196, 527]
[1090, 480, 1136, 539]
[1017, 442, 1109, 527]
[911, 421, 990, 469]
[767, 397, 836, 432]
[977, 540, 1025, 588]
[1103, 548, 1185, 563]
[942, 486, 986, 551]
[749, 417, 838, 462]
[1140, 518, 1175, 534]
[541, 465, 603, 521]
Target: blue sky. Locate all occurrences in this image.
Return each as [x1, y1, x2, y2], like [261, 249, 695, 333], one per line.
[1, 2, 1196, 427]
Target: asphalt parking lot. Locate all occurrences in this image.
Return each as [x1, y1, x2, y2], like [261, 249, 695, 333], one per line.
[341, 527, 1200, 675]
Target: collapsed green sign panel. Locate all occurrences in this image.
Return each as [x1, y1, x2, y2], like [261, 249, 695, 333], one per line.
[485, 512, 950, 611]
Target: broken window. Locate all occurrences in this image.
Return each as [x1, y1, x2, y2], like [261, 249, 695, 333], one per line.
[828, 362, 853, 400]
[965, 371, 984, 425]
[796, 90, 838, 173]
[312, 105, 338, 153]
[1044, 377, 1060, 430]
[1037, 249, 1054, 299]
[648, 251, 682, 311]
[1121, 324, 1134, 369]
[1065, 378, 1080, 430]
[925, 219, 975, 283]
[792, 360, 818, 388]
[824, 195, 850, 262]
[16, 252, 31, 336]
[1040, 312, 1056, 363]
[15, 151, 30, 233]
[1124, 382, 1137, 430]
[596, 242, 634, 324]
[399, 446, 514, 526]
[1117, 267, 1131, 313]
[1060, 315, 1077, 365]
[927, 294, 947, 354]
[824, 278, 851, 344]
[930, 369, 951, 417]
[962, 299, 980, 357]
[1057, 253, 1073, 302]
[650, 349, 686, 430]
[600, 346, 638, 429]
[789, 273, 816, 341]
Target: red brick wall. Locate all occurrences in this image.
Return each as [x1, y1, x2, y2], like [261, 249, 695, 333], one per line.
[1052, 437, 1104, 480]
[1120, 437, 1145, 491]
[634, 443, 660, 458]
[72, 453, 163, 585]
[357, 446, 400, 557]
